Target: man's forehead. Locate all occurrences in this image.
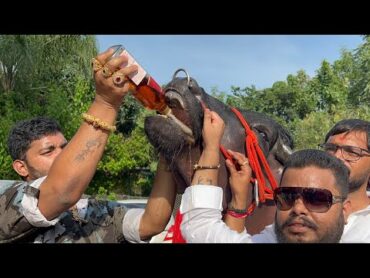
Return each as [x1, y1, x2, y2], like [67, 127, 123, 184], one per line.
[328, 130, 368, 149]
[281, 167, 338, 193]
[29, 133, 66, 149]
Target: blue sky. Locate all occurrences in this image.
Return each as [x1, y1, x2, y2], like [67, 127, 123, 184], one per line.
[97, 35, 363, 94]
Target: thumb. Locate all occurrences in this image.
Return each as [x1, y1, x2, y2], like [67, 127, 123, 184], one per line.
[210, 111, 222, 122]
[203, 108, 211, 125]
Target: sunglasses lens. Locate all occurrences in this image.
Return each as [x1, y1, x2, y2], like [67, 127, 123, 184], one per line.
[274, 188, 296, 211]
[303, 189, 332, 213]
[274, 187, 333, 213]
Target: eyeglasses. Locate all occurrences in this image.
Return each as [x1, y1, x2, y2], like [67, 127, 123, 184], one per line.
[318, 143, 370, 162]
[274, 187, 345, 213]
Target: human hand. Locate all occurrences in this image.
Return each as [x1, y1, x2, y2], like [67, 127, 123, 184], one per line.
[225, 150, 252, 208]
[202, 109, 225, 151]
[92, 47, 138, 110]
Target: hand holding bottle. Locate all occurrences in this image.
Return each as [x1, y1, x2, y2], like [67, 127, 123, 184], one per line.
[93, 47, 138, 110]
[109, 45, 171, 115]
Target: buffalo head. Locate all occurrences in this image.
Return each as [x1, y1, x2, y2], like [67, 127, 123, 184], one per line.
[144, 71, 294, 233]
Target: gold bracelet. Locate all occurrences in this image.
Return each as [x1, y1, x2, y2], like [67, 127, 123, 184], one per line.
[82, 113, 117, 133]
[193, 163, 220, 171]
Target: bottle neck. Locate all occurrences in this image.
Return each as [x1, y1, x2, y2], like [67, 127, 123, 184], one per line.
[160, 106, 172, 115]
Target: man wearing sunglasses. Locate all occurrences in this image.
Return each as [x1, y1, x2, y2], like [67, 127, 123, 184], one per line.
[180, 110, 351, 243]
[318, 119, 370, 242]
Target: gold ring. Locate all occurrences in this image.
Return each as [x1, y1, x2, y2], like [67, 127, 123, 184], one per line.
[240, 160, 249, 166]
[101, 66, 114, 78]
[91, 58, 103, 72]
[112, 72, 127, 86]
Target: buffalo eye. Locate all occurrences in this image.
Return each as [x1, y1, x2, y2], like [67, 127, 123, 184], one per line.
[258, 131, 268, 142]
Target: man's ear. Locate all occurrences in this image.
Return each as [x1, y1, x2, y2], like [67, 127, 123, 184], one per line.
[342, 199, 352, 224]
[12, 159, 29, 179]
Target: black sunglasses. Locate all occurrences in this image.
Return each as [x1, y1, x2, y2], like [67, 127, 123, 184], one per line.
[274, 186, 345, 213]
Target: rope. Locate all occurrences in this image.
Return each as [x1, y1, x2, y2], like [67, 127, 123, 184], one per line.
[166, 104, 278, 243]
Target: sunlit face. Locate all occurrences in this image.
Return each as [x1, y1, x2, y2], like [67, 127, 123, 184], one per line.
[275, 166, 347, 243]
[326, 131, 370, 192]
[19, 132, 68, 181]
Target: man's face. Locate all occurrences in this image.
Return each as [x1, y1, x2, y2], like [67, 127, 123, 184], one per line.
[275, 166, 347, 243]
[20, 132, 67, 181]
[326, 131, 370, 192]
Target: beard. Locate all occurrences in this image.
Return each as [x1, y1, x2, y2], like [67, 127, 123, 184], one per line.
[349, 172, 369, 193]
[25, 162, 47, 181]
[274, 213, 345, 243]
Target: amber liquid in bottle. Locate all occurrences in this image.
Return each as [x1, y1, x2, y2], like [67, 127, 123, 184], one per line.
[127, 75, 171, 115]
[112, 45, 170, 115]
[111, 45, 193, 141]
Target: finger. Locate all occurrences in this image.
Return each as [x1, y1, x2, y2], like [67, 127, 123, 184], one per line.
[203, 108, 211, 123]
[227, 149, 248, 165]
[96, 47, 116, 65]
[239, 158, 252, 175]
[225, 159, 237, 175]
[111, 66, 139, 88]
[211, 111, 224, 125]
[210, 110, 220, 120]
[114, 65, 138, 78]
[104, 54, 129, 72]
[100, 64, 137, 81]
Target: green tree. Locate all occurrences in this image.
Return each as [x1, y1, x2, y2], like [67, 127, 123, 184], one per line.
[349, 35, 370, 106]
[0, 35, 98, 180]
[87, 108, 157, 197]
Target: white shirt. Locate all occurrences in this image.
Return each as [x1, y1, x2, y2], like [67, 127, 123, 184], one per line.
[21, 176, 62, 227]
[180, 185, 277, 243]
[122, 208, 149, 243]
[341, 205, 370, 243]
[180, 185, 370, 243]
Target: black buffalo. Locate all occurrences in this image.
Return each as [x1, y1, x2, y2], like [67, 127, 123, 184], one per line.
[144, 75, 294, 234]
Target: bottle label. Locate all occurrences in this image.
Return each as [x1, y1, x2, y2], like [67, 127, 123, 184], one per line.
[119, 49, 147, 86]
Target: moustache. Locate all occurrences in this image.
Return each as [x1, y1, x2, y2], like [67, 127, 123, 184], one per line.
[281, 216, 318, 230]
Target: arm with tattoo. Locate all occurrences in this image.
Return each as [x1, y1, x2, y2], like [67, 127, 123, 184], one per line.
[191, 109, 224, 187]
[38, 48, 138, 220]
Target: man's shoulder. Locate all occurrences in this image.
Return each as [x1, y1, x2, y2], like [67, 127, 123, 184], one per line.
[0, 180, 39, 243]
[0, 180, 28, 207]
[0, 180, 26, 194]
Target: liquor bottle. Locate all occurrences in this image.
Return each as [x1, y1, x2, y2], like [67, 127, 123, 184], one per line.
[110, 45, 194, 142]
[110, 45, 171, 115]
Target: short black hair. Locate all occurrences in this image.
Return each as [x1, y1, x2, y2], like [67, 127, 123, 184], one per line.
[281, 149, 349, 197]
[325, 119, 370, 150]
[7, 117, 62, 161]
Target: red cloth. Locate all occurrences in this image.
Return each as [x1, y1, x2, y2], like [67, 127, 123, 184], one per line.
[164, 211, 186, 243]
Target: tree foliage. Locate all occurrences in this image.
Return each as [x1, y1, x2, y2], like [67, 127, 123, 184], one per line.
[213, 36, 370, 153]
[0, 35, 157, 196]
[1, 35, 369, 197]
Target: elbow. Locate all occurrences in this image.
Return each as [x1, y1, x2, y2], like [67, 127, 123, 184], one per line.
[148, 219, 169, 236]
[140, 214, 171, 238]
[38, 178, 85, 221]
[151, 221, 168, 236]
[57, 191, 81, 210]
[53, 180, 85, 209]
